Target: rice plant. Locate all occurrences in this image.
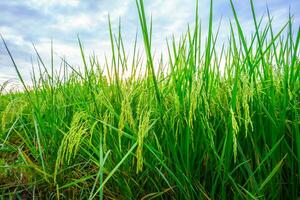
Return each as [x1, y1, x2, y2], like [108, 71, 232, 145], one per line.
[0, 0, 299, 199]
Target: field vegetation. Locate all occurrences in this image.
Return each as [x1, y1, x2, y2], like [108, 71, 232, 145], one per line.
[0, 0, 299, 199]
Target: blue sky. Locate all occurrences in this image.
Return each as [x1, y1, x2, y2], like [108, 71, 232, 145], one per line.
[0, 0, 299, 84]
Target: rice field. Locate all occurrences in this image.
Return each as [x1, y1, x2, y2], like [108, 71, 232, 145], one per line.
[0, 0, 299, 199]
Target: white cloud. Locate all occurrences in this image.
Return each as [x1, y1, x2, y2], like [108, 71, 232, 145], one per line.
[0, 26, 29, 47]
[48, 0, 131, 32]
[50, 14, 97, 32]
[96, 0, 131, 23]
[26, 0, 80, 8]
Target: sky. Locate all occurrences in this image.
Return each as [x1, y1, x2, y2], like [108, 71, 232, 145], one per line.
[0, 0, 299, 85]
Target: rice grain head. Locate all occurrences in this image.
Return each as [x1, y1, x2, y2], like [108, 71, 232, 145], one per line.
[241, 74, 253, 137]
[118, 92, 135, 151]
[231, 108, 239, 163]
[56, 111, 89, 168]
[1, 97, 28, 131]
[136, 110, 150, 173]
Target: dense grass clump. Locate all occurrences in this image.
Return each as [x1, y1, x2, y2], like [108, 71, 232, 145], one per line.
[0, 0, 299, 199]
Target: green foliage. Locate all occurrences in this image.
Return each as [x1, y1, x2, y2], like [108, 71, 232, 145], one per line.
[0, 0, 299, 199]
